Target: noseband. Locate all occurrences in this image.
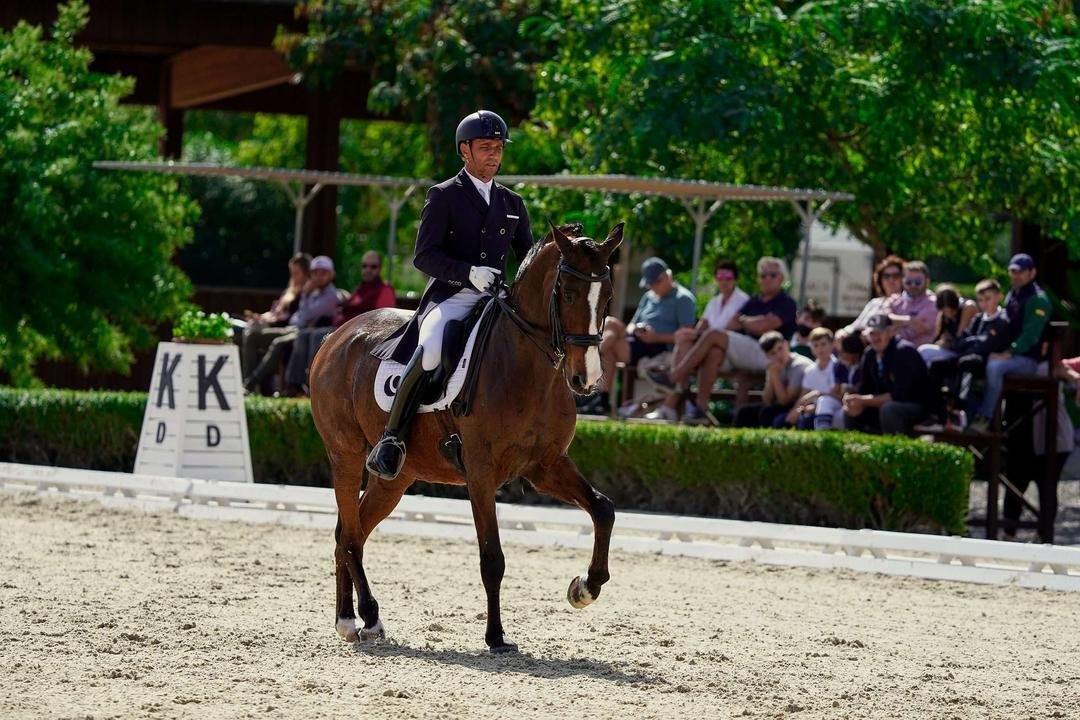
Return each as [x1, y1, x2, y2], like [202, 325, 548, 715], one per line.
[497, 257, 611, 369]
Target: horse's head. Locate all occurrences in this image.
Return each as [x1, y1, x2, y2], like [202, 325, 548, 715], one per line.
[532, 221, 624, 395]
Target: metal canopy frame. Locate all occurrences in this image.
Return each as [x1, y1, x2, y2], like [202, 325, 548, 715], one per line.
[94, 162, 854, 301]
[93, 161, 429, 283]
[499, 174, 854, 297]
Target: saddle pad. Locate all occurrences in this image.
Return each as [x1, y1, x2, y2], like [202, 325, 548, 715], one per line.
[373, 301, 494, 414]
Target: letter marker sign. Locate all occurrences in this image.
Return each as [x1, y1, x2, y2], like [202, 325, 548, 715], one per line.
[134, 342, 254, 483]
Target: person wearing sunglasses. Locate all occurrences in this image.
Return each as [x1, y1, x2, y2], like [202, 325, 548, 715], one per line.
[885, 260, 938, 347]
[836, 255, 905, 345]
[284, 250, 398, 396]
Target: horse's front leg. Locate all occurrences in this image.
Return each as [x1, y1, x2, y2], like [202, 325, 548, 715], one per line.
[528, 454, 614, 608]
[467, 481, 516, 654]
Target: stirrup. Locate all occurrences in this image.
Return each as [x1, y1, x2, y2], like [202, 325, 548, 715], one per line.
[365, 433, 407, 481]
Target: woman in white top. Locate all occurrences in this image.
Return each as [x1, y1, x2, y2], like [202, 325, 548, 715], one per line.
[666, 258, 750, 423]
[836, 254, 905, 344]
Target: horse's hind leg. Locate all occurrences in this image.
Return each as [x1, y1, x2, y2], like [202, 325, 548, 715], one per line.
[527, 455, 614, 608]
[334, 458, 409, 642]
[334, 516, 358, 641]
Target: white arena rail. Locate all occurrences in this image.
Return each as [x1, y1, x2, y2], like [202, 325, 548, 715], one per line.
[3, 461, 1079, 592]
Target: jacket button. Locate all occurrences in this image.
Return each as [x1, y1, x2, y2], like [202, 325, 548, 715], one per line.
[482, 228, 486, 234]
[500, 228, 506, 235]
[480, 252, 487, 259]
[500, 254, 505, 261]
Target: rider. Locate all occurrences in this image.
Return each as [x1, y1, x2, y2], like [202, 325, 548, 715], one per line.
[366, 110, 534, 481]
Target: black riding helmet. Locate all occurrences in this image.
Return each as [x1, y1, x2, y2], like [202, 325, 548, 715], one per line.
[455, 110, 511, 153]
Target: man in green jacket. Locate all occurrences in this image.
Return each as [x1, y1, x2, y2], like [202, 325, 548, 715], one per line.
[970, 253, 1052, 431]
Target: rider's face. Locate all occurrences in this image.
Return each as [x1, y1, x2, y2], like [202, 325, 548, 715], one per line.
[461, 139, 504, 181]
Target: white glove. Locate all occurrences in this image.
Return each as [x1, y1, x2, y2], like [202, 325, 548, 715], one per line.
[469, 265, 499, 292]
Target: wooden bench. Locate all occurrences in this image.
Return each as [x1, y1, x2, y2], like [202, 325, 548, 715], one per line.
[615, 362, 765, 412]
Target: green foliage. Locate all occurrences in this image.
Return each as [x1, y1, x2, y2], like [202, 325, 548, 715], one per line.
[535, 0, 1080, 281]
[0, 387, 971, 532]
[275, 0, 557, 177]
[171, 310, 234, 343]
[0, 1, 197, 386]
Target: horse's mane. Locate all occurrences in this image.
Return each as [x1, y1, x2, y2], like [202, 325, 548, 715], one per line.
[513, 223, 587, 283]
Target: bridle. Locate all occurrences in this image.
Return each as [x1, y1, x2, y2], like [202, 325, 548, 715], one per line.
[496, 256, 611, 370]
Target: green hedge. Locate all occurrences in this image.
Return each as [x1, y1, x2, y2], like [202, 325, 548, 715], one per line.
[0, 387, 971, 533]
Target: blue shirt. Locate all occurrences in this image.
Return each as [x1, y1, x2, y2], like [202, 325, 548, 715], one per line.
[739, 290, 798, 339]
[289, 283, 339, 327]
[630, 283, 696, 336]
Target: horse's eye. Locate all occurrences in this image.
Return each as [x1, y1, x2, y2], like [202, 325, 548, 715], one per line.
[562, 290, 576, 303]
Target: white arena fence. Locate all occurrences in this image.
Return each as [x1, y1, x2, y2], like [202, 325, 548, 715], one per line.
[3, 461, 1079, 592]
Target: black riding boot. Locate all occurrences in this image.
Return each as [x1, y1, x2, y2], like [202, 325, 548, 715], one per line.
[366, 346, 429, 481]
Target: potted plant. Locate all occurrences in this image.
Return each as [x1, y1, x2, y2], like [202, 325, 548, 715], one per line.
[172, 309, 235, 344]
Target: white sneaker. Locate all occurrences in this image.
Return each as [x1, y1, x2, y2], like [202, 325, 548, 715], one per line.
[644, 404, 678, 423]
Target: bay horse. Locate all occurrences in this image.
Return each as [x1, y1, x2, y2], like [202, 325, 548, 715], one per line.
[309, 221, 624, 653]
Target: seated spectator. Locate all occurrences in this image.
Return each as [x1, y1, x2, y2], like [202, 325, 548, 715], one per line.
[1057, 355, 1080, 404]
[970, 254, 1051, 432]
[886, 260, 938, 347]
[242, 255, 339, 394]
[733, 331, 812, 428]
[842, 313, 929, 434]
[918, 284, 977, 365]
[790, 299, 826, 359]
[928, 279, 1010, 425]
[283, 250, 397, 396]
[836, 332, 864, 392]
[640, 258, 749, 424]
[599, 256, 696, 419]
[787, 327, 845, 430]
[240, 252, 311, 381]
[836, 255, 904, 345]
[650, 256, 797, 409]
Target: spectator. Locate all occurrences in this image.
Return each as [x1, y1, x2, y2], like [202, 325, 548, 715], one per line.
[929, 279, 1010, 425]
[242, 255, 339, 394]
[788, 327, 845, 430]
[886, 260, 938, 347]
[970, 253, 1052, 432]
[842, 313, 929, 434]
[1056, 355, 1080, 403]
[642, 258, 749, 424]
[650, 257, 797, 410]
[240, 253, 311, 381]
[733, 331, 812, 428]
[790, 299, 826, 359]
[918, 284, 977, 365]
[836, 255, 905, 343]
[599, 256, 696, 419]
[284, 250, 397, 396]
[836, 332, 864, 392]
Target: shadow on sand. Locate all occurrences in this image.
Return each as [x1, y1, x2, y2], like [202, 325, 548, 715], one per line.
[352, 639, 663, 685]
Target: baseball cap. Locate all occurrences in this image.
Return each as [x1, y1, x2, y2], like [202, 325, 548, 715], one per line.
[865, 313, 892, 331]
[639, 257, 668, 288]
[310, 255, 335, 272]
[1007, 253, 1035, 271]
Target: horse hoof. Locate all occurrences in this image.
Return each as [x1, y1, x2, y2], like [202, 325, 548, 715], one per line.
[489, 640, 518, 655]
[567, 575, 595, 609]
[359, 619, 385, 643]
[336, 618, 358, 642]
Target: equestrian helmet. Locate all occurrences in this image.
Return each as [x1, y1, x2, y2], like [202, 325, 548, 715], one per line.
[455, 110, 511, 149]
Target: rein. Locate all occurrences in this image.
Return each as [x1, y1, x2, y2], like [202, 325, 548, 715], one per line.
[496, 257, 610, 370]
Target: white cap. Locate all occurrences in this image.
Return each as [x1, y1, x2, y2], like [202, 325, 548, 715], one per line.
[310, 255, 335, 272]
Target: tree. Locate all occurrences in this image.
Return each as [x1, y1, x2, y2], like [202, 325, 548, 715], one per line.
[0, 1, 197, 386]
[534, 0, 1080, 284]
[275, 0, 558, 177]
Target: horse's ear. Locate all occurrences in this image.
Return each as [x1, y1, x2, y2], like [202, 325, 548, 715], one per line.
[548, 219, 573, 254]
[598, 222, 625, 258]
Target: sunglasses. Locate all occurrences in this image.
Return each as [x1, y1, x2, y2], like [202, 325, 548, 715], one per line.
[361, 263, 380, 269]
[759, 272, 780, 279]
[903, 277, 924, 286]
[715, 271, 735, 281]
[880, 271, 902, 279]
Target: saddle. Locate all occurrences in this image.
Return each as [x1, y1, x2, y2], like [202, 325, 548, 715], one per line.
[372, 295, 499, 419]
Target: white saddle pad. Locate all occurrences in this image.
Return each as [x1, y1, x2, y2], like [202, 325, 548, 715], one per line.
[373, 301, 494, 414]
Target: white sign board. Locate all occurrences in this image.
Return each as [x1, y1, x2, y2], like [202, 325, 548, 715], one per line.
[134, 341, 254, 483]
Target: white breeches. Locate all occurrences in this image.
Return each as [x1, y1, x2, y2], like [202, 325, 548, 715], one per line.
[417, 288, 485, 371]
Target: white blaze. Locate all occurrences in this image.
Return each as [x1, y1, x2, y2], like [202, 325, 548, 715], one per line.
[584, 282, 603, 387]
